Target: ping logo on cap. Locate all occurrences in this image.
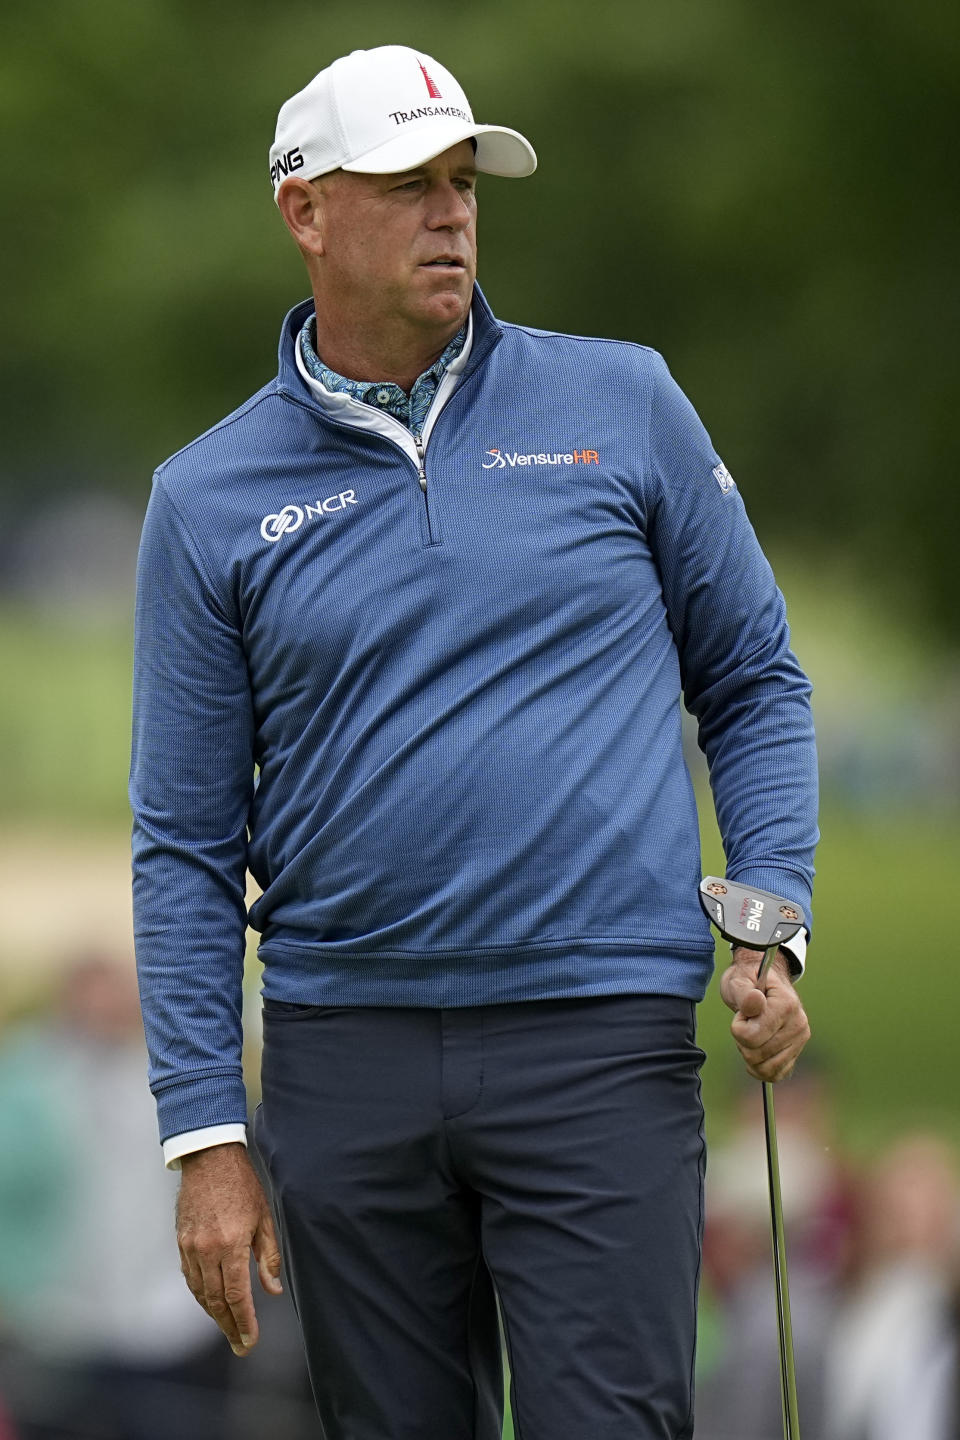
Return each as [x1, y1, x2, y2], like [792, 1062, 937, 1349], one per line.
[270, 146, 304, 188]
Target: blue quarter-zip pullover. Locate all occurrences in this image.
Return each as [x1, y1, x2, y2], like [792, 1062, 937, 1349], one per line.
[131, 286, 817, 1144]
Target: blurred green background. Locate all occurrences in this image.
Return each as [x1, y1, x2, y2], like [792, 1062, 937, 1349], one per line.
[1, 1, 957, 1153]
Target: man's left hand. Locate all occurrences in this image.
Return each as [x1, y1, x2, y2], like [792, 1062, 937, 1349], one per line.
[719, 948, 810, 1083]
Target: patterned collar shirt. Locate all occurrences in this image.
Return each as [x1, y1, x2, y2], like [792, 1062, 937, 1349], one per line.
[298, 315, 468, 437]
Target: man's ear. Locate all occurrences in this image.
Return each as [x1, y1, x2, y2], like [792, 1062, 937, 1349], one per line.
[276, 178, 326, 257]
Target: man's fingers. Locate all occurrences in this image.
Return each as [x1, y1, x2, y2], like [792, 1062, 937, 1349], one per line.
[179, 1243, 248, 1352]
[742, 996, 809, 1047]
[222, 1251, 260, 1351]
[253, 1212, 285, 1296]
[734, 1004, 810, 1080]
[720, 969, 762, 1016]
[742, 1043, 802, 1084]
[187, 1222, 281, 1357]
[736, 1032, 807, 1072]
[175, 1144, 278, 1356]
[196, 1250, 249, 1355]
[721, 952, 810, 1080]
[736, 987, 766, 1020]
[720, 960, 784, 1017]
[178, 1244, 206, 1309]
[730, 997, 803, 1050]
[733, 1004, 808, 1051]
[729, 992, 781, 1051]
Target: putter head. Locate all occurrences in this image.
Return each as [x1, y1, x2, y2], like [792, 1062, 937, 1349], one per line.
[699, 877, 805, 950]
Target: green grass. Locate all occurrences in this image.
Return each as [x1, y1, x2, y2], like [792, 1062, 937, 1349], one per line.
[0, 609, 133, 824]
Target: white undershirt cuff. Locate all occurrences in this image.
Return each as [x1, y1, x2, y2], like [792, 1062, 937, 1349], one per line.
[163, 1122, 248, 1171]
[777, 928, 807, 976]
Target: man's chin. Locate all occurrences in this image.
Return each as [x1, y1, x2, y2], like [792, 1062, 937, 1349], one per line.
[411, 286, 472, 331]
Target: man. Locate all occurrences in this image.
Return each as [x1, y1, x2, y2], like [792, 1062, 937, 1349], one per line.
[131, 44, 817, 1440]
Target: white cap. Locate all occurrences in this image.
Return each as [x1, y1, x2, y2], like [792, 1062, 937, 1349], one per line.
[269, 45, 537, 198]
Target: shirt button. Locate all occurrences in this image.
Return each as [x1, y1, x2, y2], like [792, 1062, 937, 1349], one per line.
[376, 389, 391, 404]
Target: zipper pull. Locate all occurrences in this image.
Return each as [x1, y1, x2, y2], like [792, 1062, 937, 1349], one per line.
[414, 433, 427, 492]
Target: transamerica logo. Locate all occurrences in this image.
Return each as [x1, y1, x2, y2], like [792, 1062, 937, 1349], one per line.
[482, 448, 600, 469]
[388, 104, 471, 127]
[418, 60, 443, 98]
[260, 491, 357, 544]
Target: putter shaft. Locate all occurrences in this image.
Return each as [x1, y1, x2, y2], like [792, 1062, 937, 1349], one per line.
[697, 878, 806, 1440]
[758, 942, 801, 1440]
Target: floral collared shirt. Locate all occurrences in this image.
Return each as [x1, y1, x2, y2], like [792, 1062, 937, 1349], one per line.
[299, 316, 468, 437]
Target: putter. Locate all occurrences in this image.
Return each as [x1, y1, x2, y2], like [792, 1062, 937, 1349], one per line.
[699, 876, 806, 1440]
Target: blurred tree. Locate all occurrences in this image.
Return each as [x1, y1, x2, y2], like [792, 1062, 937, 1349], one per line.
[2, 0, 956, 624]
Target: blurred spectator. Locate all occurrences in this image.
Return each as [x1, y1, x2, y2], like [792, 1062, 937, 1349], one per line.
[0, 1399, 17, 1440]
[696, 1059, 856, 1439]
[1, 493, 141, 619]
[0, 956, 231, 1440]
[824, 1134, 960, 1440]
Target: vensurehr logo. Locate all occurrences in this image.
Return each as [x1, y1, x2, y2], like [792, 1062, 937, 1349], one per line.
[260, 490, 357, 544]
[482, 448, 600, 469]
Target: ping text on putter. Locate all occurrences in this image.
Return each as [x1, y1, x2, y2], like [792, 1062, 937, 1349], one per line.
[699, 877, 805, 954]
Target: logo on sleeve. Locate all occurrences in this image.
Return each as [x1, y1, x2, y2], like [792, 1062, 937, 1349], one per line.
[712, 462, 736, 495]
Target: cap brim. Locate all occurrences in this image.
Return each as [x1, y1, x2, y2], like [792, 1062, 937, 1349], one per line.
[342, 121, 536, 178]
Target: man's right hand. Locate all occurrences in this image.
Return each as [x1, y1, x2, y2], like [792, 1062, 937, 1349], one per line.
[176, 1141, 283, 1357]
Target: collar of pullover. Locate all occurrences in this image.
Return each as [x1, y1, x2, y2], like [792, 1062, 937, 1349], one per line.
[276, 285, 504, 418]
[298, 317, 467, 437]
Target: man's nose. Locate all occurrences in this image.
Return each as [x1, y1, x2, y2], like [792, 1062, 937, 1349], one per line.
[426, 182, 472, 230]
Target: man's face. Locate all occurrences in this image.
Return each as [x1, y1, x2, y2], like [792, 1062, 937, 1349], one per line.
[312, 140, 478, 334]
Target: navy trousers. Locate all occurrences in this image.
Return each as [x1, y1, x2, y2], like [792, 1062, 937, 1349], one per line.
[254, 995, 706, 1440]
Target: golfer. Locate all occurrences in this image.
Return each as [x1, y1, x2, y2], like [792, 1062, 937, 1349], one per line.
[131, 44, 817, 1440]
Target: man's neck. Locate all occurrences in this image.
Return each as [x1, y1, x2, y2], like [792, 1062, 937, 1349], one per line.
[310, 296, 466, 393]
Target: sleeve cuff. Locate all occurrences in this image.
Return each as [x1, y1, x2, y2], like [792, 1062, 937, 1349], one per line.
[163, 1123, 248, 1171]
[778, 928, 807, 977]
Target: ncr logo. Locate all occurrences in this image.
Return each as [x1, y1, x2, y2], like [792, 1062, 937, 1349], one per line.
[260, 491, 358, 544]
